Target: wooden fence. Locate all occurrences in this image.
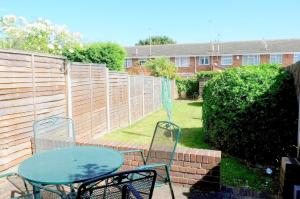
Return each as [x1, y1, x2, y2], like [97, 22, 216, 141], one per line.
[0, 49, 176, 172]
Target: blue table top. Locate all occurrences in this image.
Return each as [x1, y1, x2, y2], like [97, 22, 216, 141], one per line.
[18, 146, 124, 185]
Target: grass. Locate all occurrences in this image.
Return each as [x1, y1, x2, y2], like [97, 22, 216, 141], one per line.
[102, 100, 275, 192]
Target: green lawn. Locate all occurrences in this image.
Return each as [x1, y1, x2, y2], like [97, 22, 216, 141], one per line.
[102, 100, 275, 192]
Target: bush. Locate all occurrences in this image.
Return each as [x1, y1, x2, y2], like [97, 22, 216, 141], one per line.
[176, 78, 198, 97]
[203, 64, 298, 164]
[63, 42, 126, 71]
[197, 71, 219, 79]
[176, 71, 220, 98]
[145, 57, 177, 79]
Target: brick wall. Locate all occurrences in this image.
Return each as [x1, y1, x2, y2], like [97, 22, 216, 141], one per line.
[77, 141, 222, 189]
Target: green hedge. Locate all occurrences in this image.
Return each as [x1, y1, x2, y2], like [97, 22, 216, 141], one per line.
[176, 71, 220, 98]
[203, 64, 298, 164]
[63, 42, 126, 71]
[176, 78, 198, 97]
[196, 71, 219, 79]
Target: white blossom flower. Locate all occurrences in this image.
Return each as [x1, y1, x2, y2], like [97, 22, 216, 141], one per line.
[57, 45, 62, 49]
[47, 44, 54, 49]
[68, 48, 74, 53]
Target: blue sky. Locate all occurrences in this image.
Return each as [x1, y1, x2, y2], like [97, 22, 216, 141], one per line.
[1, 0, 299, 46]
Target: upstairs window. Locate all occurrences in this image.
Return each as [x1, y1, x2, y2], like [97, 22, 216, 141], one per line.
[198, 56, 209, 65]
[242, 55, 260, 66]
[221, 56, 233, 66]
[269, 54, 282, 64]
[175, 57, 190, 67]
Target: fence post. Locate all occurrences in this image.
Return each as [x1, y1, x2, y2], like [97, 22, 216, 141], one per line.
[105, 68, 111, 133]
[142, 75, 145, 116]
[128, 75, 131, 125]
[31, 54, 37, 121]
[66, 62, 73, 120]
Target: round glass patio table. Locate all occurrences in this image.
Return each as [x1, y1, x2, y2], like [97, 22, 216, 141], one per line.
[18, 146, 124, 185]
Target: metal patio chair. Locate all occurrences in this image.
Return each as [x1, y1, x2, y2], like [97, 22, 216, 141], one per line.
[121, 121, 181, 199]
[0, 172, 63, 199]
[76, 169, 157, 199]
[33, 116, 76, 153]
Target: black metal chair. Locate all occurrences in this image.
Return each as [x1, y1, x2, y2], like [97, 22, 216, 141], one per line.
[121, 121, 181, 199]
[76, 169, 157, 199]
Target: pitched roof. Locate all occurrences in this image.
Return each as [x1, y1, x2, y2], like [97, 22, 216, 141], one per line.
[125, 39, 300, 58]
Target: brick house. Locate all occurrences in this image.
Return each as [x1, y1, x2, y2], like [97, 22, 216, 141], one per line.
[124, 39, 300, 77]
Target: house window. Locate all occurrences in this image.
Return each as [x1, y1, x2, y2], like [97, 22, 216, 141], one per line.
[124, 59, 132, 68]
[221, 56, 233, 66]
[242, 55, 260, 66]
[175, 57, 190, 67]
[269, 54, 282, 64]
[139, 59, 146, 66]
[294, 53, 300, 63]
[198, 56, 209, 65]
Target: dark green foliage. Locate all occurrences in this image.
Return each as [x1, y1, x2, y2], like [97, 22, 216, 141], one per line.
[176, 78, 198, 97]
[136, 35, 176, 45]
[203, 64, 298, 164]
[63, 42, 126, 71]
[197, 71, 219, 79]
[176, 71, 220, 98]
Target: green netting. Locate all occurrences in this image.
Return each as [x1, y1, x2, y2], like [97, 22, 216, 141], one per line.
[161, 78, 172, 122]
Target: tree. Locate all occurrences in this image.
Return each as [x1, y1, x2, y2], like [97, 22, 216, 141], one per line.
[145, 57, 177, 79]
[0, 15, 82, 55]
[63, 42, 126, 71]
[136, 36, 176, 45]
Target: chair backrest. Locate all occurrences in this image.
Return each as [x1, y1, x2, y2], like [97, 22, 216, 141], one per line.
[146, 121, 181, 168]
[33, 116, 76, 153]
[76, 169, 157, 199]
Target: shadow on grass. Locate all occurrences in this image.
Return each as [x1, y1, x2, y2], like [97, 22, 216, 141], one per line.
[178, 127, 210, 149]
[187, 101, 203, 107]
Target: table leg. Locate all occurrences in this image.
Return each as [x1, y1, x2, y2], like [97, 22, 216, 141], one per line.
[33, 185, 41, 199]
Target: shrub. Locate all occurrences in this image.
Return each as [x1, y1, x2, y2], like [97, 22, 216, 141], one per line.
[203, 64, 298, 164]
[64, 42, 126, 71]
[197, 71, 219, 79]
[0, 15, 82, 55]
[176, 78, 198, 97]
[145, 57, 177, 79]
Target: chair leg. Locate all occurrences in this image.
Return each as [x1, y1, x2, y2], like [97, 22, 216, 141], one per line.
[165, 166, 175, 199]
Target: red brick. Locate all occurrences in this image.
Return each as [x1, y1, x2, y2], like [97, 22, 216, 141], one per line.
[131, 161, 139, 166]
[196, 154, 202, 163]
[190, 154, 196, 162]
[173, 160, 183, 166]
[188, 179, 198, 185]
[171, 165, 180, 172]
[187, 168, 197, 174]
[183, 162, 190, 167]
[202, 163, 218, 170]
[196, 168, 208, 175]
[190, 162, 201, 168]
[170, 172, 184, 178]
[184, 153, 190, 162]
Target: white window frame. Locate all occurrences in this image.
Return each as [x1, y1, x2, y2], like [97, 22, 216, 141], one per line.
[139, 59, 146, 66]
[269, 54, 282, 64]
[242, 55, 260, 66]
[294, 53, 300, 63]
[175, 57, 190, 67]
[221, 56, 233, 66]
[198, 56, 210, 65]
[125, 58, 132, 68]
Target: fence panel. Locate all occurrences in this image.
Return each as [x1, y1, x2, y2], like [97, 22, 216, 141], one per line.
[0, 51, 66, 172]
[153, 77, 162, 110]
[109, 72, 129, 130]
[143, 76, 154, 115]
[129, 75, 144, 122]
